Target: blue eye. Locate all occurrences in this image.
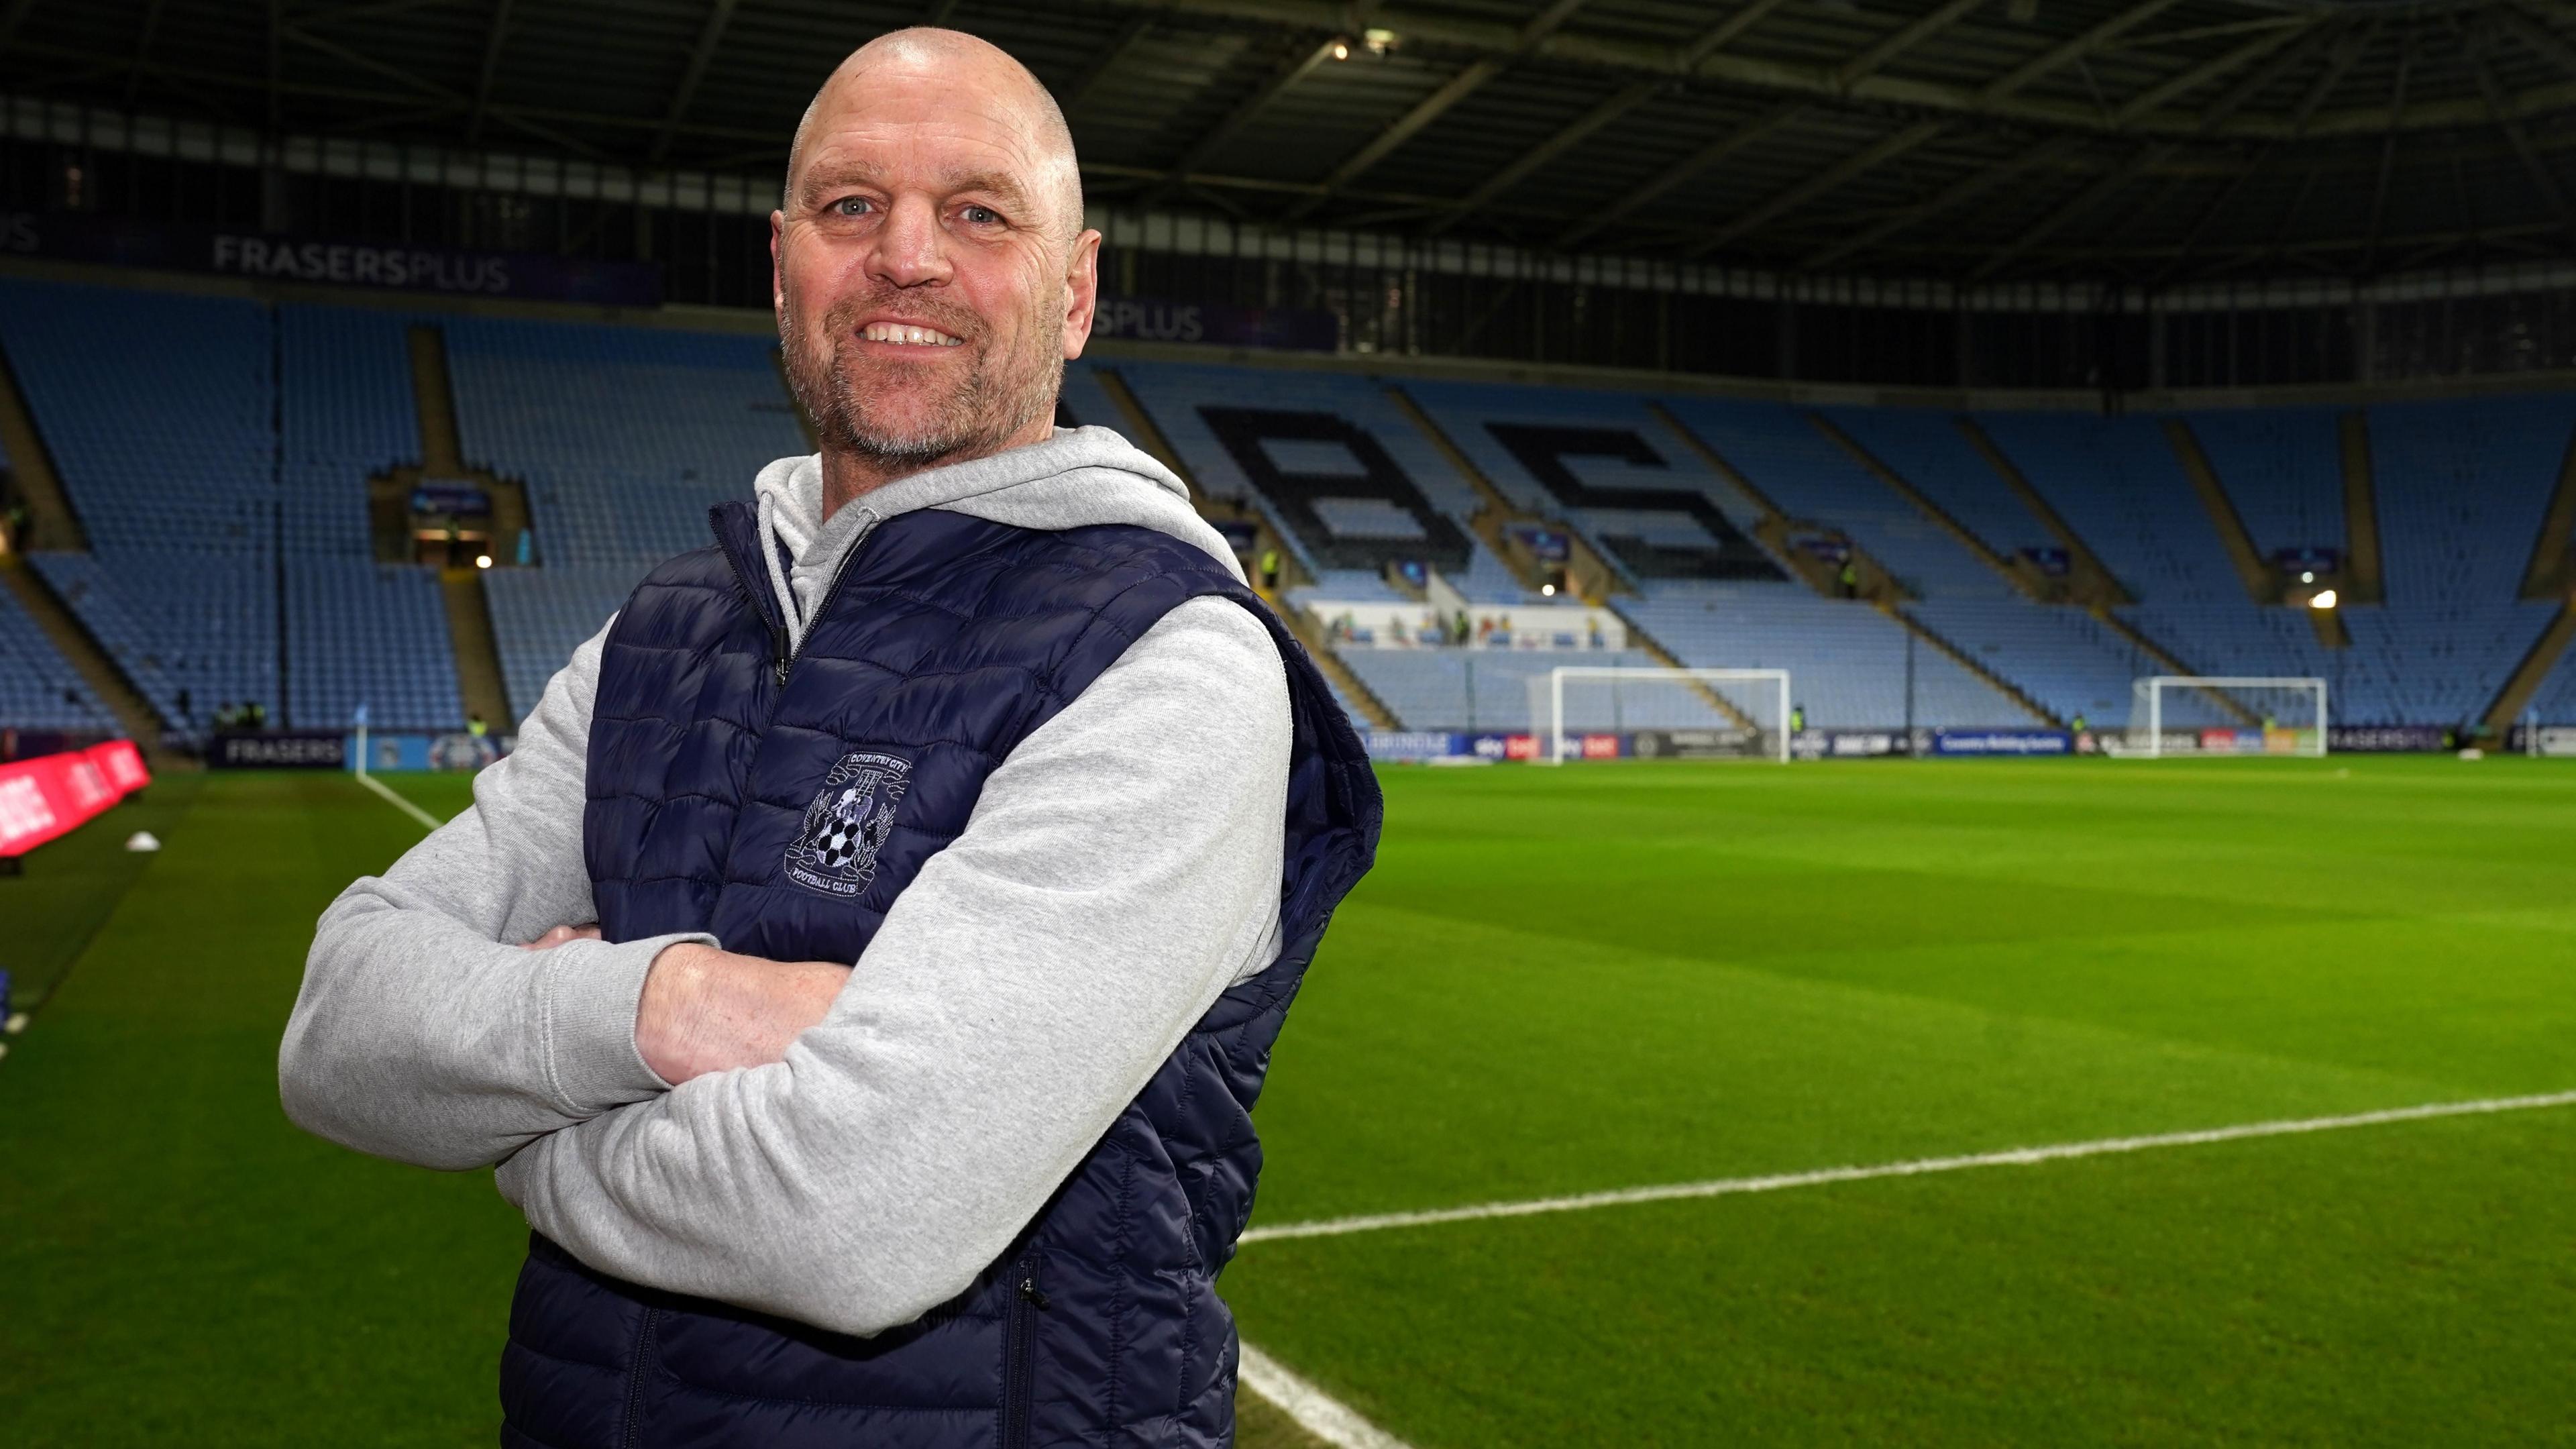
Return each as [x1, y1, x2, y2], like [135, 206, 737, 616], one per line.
[833, 197, 870, 217]
[963, 206, 999, 225]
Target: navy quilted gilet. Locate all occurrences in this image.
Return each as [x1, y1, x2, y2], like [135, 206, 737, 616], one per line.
[497, 501, 1380, 1449]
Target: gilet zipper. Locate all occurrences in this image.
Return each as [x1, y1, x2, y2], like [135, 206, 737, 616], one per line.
[1001, 1261, 1047, 1449]
[715, 508, 881, 691]
[617, 1305, 661, 1448]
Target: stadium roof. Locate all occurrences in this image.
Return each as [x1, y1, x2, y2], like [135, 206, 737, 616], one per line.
[5, 0, 2575, 284]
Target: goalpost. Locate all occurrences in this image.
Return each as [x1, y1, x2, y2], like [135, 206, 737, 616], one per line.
[2125, 676, 2328, 758]
[1532, 666, 1792, 765]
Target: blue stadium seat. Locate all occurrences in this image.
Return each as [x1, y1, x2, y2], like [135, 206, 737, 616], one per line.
[0, 583, 113, 733]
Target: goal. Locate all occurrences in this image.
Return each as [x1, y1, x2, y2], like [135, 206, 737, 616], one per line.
[1530, 666, 1791, 764]
[2125, 676, 2327, 758]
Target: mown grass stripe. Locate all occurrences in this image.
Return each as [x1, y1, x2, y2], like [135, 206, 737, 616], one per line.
[1240, 1089, 2576, 1245]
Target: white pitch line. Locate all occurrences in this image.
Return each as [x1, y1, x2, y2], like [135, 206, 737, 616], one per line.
[1241, 1089, 2576, 1245]
[353, 767, 443, 833]
[1238, 1341, 1417, 1449]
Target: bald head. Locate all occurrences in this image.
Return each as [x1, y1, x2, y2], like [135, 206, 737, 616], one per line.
[787, 28, 1083, 245]
[769, 25, 1104, 513]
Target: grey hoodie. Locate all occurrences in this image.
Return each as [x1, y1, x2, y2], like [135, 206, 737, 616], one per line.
[279, 426, 1292, 1337]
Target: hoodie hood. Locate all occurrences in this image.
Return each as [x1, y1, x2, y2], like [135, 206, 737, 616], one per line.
[749, 425, 1245, 654]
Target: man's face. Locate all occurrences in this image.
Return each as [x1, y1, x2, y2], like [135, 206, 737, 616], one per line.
[773, 58, 1098, 468]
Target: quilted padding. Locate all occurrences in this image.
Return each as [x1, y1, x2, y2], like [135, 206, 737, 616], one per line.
[502, 504, 1380, 1448]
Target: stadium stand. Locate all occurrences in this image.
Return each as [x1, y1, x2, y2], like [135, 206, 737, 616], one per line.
[1053, 364, 1129, 449]
[284, 558, 463, 730]
[1901, 598, 2150, 728]
[1337, 647, 1737, 734]
[445, 317, 810, 570]
[1088, 360, 1532, 604]
[1405, 380, 1780, 587]
[277, 304, 464, 729]
[1821, 407, 2061, 565]
[6, 274, 2574, 742]
[1976, 412, 2351, 720]
[443, 317, 810, 717]
[28, 549, 273, 731]
[2350, 396, 2572, 727]
[0, 278, 279, 730]
[2183, 406, 2347, 566]
[480, 567, 639, 723]
[1808, 405, 2155, 724]
[280, 304, 421, 558]
[0, 580, 111, 733]
[1619, 581, 2039, 729]
[2529, 638, 2576, 723]
[1666, 397, 2008, 599]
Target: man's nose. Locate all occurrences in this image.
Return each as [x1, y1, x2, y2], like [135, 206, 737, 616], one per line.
[869, 195, 952, 288]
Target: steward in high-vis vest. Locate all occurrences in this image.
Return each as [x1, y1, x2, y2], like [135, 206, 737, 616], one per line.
[280, 29, 1379, 1448]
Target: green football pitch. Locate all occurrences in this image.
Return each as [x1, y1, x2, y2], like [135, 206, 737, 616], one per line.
[2, 757, 2571, 1446]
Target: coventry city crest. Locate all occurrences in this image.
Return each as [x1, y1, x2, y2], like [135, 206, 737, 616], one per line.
[784, 751, 912, 898]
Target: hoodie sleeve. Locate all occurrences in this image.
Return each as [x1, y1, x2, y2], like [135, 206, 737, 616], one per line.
[278, 617, 712, 1171]
[492, 595, 1292, 1336]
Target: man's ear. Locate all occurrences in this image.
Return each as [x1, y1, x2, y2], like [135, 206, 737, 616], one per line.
[1061, 229, 1102, 360]
[769, 211, 788, 322]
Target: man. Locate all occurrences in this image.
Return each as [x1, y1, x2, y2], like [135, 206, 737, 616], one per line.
[280, 30, 1377, 1448]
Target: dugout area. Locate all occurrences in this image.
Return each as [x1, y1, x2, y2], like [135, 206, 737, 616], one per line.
[1, 757, 2571, 1447]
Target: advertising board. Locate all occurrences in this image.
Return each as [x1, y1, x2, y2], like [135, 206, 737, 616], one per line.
[1362, 731, 1464, 763]
[1088, 294, 1338, 352]
[1931, 730, 2072, 757]
[212, 731, 347, 769]
[0, 740, 152, 863]
[1, 212, 663, 306]
[1635, 728, 1766, 759]
[2327, 724, 2449, 753]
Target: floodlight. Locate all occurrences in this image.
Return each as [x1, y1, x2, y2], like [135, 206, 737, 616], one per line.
[1330, 39, 1350, 60]
[476, 554, 494, 570]
[1541, 583, 1556, 596]
[1363, 27, 1398, 54]
[2309, 588, 2337, 609]
[2300, 570, 2315, 583]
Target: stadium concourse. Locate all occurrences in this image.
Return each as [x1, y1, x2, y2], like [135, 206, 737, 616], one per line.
[1, 272, 2574, 761]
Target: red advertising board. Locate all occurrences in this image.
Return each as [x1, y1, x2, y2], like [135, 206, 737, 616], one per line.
[0, 741, 152, 860]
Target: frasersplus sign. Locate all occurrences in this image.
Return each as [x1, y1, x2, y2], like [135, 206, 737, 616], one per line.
[0, 740, 150, 862]
[1, 212, 663, 307]
[1087, 294, 1339, 352]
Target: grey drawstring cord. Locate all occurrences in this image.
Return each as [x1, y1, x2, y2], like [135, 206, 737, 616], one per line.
[756, 486, 808, 655]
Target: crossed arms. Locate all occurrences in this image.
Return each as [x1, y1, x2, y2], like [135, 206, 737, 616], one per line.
[279, 598, 1290, 1336]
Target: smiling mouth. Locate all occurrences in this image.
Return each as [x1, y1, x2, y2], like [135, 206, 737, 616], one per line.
[859, 322, 964, 347]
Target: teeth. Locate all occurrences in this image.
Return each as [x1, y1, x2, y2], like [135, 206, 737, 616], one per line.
[861, 322, 962, 347]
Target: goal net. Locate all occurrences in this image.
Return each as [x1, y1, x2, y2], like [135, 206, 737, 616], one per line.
[2124, 676, 2327, 758]
[1529, 667, 1790, 764]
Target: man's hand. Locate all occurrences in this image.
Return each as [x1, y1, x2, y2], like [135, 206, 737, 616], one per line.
[633, 943, 853, 1085]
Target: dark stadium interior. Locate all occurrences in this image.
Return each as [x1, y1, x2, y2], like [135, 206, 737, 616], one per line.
[8, 1, 2576, 384]
[2, 5, 2575, 1448]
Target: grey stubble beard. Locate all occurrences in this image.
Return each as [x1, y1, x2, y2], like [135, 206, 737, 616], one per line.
[781, 289, 1065, 471]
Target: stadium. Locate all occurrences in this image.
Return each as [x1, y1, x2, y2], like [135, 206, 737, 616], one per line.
[1, 0, 2573, 1444]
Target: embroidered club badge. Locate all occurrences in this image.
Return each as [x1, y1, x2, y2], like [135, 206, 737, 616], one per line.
[784, 751, 911, 898]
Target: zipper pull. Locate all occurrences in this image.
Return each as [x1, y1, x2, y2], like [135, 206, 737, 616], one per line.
[769, 623, 790, 686]
[1016, 1277, 1050, 1311]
